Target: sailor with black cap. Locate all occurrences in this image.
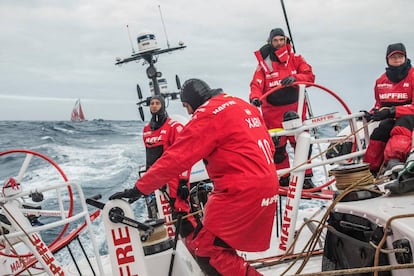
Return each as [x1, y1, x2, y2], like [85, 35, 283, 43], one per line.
[111, 78, 279, 275]
[179, 78, 222, 114]
[249, 27, 316, 188]
[363, 42, 414, 176]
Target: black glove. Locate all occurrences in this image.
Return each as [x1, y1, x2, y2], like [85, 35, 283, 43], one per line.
[280, 76, 296, 86]
[177, 179, 190, 200]
[172, 211, 195, 238]
[109, 186, 142, 200]
[360, 110, 372, 121]
[371, 107, 395, 121]
[250, 98, 262, 107]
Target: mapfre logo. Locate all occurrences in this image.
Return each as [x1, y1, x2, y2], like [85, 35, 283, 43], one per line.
[145, 135, 162, 144]
[269, 80, 281, 87]
[212, 100, 236, 115]
[379, 93, 408, 100]
[261, 194, 278, 207]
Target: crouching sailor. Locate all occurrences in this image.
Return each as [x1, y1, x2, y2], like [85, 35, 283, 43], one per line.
[110, 78, 279, 276]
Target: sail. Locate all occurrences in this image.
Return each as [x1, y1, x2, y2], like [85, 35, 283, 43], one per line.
[71, 99, 86, 122]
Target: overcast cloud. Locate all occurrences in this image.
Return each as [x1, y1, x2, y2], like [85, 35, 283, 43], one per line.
[1, 0, 413, 121]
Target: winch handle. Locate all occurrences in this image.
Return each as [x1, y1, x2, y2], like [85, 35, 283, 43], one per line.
[108, 206, 154, 241]
[86, 195, 155, 240]
[86, 194, 105, 210]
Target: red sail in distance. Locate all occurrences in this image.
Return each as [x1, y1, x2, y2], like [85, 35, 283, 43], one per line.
[71, 99, 86, 122]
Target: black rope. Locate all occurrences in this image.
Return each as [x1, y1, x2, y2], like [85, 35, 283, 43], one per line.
[280, 0, 295, 53]
[66, 244, 81, 275]
[77, 236, 96, 276]
[168, 213, 183, 276]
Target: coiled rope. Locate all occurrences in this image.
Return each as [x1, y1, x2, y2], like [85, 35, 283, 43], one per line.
[251, 165, 384, 275]
[329, 163, 375, 190]
[281, 122, 366, 175]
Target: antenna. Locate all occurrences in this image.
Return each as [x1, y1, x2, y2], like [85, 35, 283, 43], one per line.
[126, 24, 136, 54]
[158, 5, 170, 49]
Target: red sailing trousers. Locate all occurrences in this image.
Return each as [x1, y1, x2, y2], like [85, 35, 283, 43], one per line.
[191, 227, 262, 276]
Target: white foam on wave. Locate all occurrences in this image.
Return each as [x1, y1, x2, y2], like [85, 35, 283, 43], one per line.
[53, 126, 76, 134]
[49, 143, 143, 181]
[41, 135, 55, 142]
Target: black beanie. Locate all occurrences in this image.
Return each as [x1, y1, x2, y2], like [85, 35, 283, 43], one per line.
[386, 43, 406, 58]
[180, 79, 223, 110]
[268, 28, 285, 42]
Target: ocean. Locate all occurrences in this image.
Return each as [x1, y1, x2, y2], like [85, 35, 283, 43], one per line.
[0, 120, 151, 263]
[0, 120, 146, 200]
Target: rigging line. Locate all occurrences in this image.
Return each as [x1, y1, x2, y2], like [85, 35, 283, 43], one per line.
[0, 227, 35, 276]
[281, 121, 372, 178]
[279, 0, 314, 120]
[281, 173, 380, 274]
[287, 194, 360, 274]
[158, 5, 170, 49]
[165, 209, 204, 226]
[280, 0, 295, 53]
[279, 0, 324, 175]
[258, 184, 374, 275]
[254, 174, 381, 272]
[1, 204, 37, 275]
[374, 213, 414, 276]
[126, 24, 136, 54]
[294, 179, 382, 274]
[298, 263, 414, 276]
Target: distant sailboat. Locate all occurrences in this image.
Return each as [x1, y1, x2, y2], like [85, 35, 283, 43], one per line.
[71, 99, 86, 122]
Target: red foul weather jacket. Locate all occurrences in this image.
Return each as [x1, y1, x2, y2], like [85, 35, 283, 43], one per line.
[373, 67, 414, 117]
[250, 43, 315, 129]
[137, 93, 279, 252]
[143, 118, 190, 212]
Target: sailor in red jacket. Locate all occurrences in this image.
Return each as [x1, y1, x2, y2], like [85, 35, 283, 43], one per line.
[364, 43, 414, 174]
[142, 95, 195, 241]
[249, 28, 315, 188]
[110, 79, 279, 276]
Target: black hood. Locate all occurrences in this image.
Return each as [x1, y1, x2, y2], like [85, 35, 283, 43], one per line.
[180, 79, 223, 110]
[386, 58, 412, 83]
[149, 95, 168, 130]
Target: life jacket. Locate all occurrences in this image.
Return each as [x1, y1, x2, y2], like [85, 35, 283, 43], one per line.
[143, 118, 183, 168]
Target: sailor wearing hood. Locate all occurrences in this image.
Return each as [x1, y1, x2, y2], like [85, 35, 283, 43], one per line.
[111, 79, 279, 275]
[364, 42, 414, 174]
[142, 95, 196, 242]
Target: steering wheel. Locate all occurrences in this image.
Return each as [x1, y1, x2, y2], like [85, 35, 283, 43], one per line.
[0, 149, 74, 258]
[259, 81, 352, 114]
[259, 81, 362, 192]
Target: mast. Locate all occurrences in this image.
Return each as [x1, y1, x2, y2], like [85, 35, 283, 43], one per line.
[115, 31, 186, 121]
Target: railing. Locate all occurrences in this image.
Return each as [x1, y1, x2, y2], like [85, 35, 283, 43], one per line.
[0, 181, 104, 275]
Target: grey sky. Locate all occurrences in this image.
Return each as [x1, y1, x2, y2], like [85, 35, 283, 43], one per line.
[1, 0, 413, 121]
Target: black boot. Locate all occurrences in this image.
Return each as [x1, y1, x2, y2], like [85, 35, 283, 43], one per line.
[279, 176, 290, 187]
[303, 176, 315, 189]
